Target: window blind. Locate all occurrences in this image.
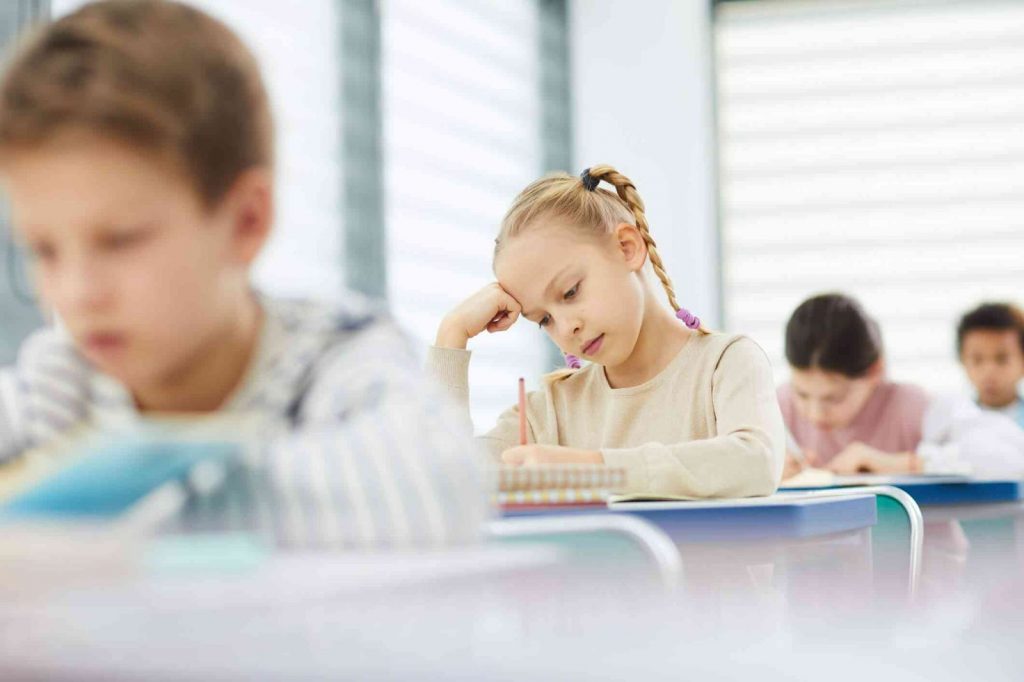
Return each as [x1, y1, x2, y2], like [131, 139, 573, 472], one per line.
[715, 0, 1024, 393]
[0, 1, 48, 364]
[381, 0, 550, 430]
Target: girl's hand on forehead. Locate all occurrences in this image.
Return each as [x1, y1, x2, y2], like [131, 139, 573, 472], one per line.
[826, 442, 913, 475]
[436, 282, 522, 349]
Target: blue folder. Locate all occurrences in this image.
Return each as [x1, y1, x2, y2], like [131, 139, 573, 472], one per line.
[504, 493, 878, 542]
[882, 480, 1023, 506]
[781, 477, 1024, 506]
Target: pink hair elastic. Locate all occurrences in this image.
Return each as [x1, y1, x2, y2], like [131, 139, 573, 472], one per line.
[564, 353, 582, 369]
[676, 308, 701, 330]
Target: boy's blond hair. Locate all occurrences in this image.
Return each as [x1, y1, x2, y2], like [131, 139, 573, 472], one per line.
[0, 0, 272, 208]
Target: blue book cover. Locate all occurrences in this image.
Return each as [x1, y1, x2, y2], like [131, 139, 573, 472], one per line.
[1, 438, 239, 519]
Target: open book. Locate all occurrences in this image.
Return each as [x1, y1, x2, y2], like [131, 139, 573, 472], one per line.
[781, 467, 970, 489]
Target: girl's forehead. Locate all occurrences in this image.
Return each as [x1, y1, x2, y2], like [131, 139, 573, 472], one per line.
[494, 229, 605, 294]
[791, 368, 854, 392]
[495, 227, 605, 271]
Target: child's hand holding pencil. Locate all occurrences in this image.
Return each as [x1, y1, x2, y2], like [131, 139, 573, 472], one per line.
[503, 377, 603, 466]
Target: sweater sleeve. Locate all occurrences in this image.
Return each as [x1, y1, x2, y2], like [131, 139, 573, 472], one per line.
[424, 345, 521, 461]
[424, 345, 473, 416]
[601, 337, 785, 498]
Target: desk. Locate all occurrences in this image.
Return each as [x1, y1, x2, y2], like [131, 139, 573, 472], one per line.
[866, 479, 1021, 506]
[503, 492, 889, 604]
[782, 479, 1024, 599]
[608, 492, 876, 541]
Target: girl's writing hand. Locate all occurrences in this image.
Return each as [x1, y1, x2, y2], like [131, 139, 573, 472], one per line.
[782, 452, 803, 480]
[782, 448, 818, 480]
[826, 442, 915, 475]
[501, 444, 604, 466]
[436, 283, 522, 349]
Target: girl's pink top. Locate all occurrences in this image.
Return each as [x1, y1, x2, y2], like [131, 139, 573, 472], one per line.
[778, 380, 929, 464]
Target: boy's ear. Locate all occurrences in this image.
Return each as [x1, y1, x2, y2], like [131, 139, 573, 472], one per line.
[221, 167, 273, 266]
[613, 222, 647, 272]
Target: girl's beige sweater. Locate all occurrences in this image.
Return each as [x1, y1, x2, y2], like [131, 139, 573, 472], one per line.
[427, 332, 785, 498]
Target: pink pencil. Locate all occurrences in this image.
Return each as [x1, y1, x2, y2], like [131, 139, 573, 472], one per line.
[518, 377, 527, 446]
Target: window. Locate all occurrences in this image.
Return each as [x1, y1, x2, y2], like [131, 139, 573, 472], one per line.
[715, 0, 1024, 392]
[382, 0, 552, 429]
[0, 1, 47, 363]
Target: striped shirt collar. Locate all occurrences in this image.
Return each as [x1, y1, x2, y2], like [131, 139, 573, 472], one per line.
[86, 294, 375, 429]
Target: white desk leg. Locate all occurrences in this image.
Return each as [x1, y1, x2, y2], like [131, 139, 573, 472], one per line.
[487, 514, 683, 588]
[806, 486, 923, 598]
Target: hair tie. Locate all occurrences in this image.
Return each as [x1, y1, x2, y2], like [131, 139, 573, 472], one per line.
[676, 308, 701, 330]
[580, 168, 599, 192]
[564, 353, 582, 369]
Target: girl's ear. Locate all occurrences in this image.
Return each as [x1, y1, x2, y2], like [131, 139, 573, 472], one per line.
[613, 222, 647, 272]
[865, 358, 885, 385]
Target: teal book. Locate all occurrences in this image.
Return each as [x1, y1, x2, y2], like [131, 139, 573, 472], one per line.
[1, 438, 239, 519]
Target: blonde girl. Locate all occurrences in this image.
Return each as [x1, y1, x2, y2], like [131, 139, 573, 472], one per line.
[428, 166, 784, 498]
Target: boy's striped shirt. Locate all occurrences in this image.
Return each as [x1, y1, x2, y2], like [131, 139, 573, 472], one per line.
[0, 294, 488, 548]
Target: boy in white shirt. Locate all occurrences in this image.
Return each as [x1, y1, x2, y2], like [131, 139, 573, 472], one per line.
[919, 303, 1024, 477]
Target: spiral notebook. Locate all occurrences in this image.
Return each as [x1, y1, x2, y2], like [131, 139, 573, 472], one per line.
[496, 464, 627, 509]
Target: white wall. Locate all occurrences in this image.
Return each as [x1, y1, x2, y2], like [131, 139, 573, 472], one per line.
[569, 0, 721, 325]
